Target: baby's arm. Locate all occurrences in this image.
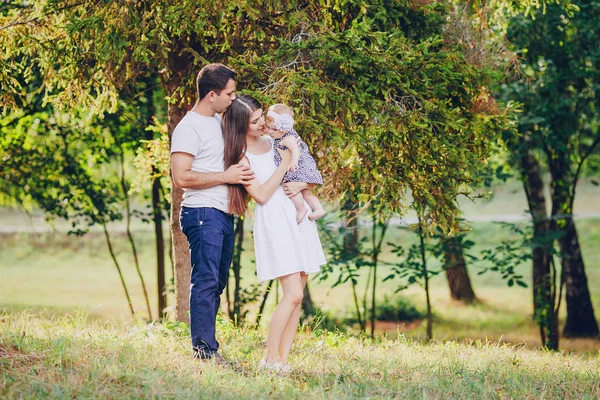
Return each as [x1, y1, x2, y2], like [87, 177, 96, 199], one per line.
[280, 135, 301, 173]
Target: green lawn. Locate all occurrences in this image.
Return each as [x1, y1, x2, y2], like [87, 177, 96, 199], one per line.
[1, 218, 600, 353]
[1, 178, 599, 354]
[1, 180, 599, 398]
[1, 311, 599, 399]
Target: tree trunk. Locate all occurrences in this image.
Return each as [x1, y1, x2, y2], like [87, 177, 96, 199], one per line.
[229, 216, 244, 322]
[302, 282, 316, 316]
[256, 280, 274, 327]
[120, 150, 153, 320]
[342, 197, 364, 331]
[152, 174, 167, 320]
[166, 48, 194, 323]
[560, 218, 599, 337]
[418, 221, 433, 341]
[549, 156, 599, 338]
[519, 148, 558, 348]
[168, 102, 190, 323]
[102, 223, 135, 319]
[442, 235, 477, 303]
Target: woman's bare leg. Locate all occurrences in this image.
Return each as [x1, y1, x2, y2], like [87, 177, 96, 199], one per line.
[264, 272, 304, 364]
[302, 189, 326, 221]
[278, 272, 308, 364]
[290, 192, 308, 224]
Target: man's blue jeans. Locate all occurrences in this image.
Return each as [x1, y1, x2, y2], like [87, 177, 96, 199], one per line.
[180, 206, 234, 358]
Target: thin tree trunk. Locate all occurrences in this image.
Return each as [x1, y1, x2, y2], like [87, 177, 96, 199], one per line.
[120, 150, 153, 320]
[370, 216, 389, 339]
[342, 197, 364, 331]
[560, 217, 599, 337]
[442, 235, 477, 303]
[152, 174, 167, 320]
[302, 282, 316, 316]
[549, 156, 599, 338]
[520, 149, 552, 319]
[159, 182, 175, 290]
[256, 280, 274, 327]
[229, 216, 244, 322]
[362, 263, 372, 331]
[102, 223, 135, 319]
[370, 246, 378, 339]
[418, 219, 433, 341]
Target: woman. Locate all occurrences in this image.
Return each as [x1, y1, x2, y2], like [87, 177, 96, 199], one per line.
[223, 94, 326, 372]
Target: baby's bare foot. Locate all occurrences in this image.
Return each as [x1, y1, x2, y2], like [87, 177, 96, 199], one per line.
[296, 208, 308, 224]
[308, 208, 326, 221]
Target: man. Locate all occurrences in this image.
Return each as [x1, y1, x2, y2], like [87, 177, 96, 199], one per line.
[171, 63, 254, 364]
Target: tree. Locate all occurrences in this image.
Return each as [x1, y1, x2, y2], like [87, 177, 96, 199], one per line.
[439, 233, 478, 303]
[503, 0, 600, 338]
[2, 0, 515, 323]
[0, 107, 139, 319]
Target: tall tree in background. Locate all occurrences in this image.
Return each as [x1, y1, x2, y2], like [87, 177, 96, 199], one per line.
[441, 234, 478, 303]
[503, 0, 600, 338]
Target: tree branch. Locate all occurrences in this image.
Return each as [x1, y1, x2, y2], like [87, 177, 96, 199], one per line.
[569, 127, 600, 210]
[0, 1, 86, 31]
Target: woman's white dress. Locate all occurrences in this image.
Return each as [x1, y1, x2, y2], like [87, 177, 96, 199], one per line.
[246, 138, 326, 282]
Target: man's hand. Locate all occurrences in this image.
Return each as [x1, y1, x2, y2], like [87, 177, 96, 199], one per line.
[283, 182, 312, 197]
[223, 163, 255, 186]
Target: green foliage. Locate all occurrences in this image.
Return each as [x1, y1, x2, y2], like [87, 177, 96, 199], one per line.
[249, 1, 514, 232]
[1, 0, 517, 233]
[0, 109, 122, 233]
[376, 295, 425, 322]
[501, 0, 600, 193]
[131, 117, 170, 197]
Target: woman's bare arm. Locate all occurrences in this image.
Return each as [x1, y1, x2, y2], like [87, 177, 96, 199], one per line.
[244, 149, 292, 205]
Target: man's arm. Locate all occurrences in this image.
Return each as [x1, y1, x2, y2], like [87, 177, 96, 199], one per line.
[171, 152, 254, 189]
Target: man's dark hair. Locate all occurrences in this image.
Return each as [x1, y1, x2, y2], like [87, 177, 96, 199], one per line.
[197, 64, 236, 100]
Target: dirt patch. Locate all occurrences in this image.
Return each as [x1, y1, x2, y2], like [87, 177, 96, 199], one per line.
[0, 344, 43, 368]
[368, 320, 423, 333]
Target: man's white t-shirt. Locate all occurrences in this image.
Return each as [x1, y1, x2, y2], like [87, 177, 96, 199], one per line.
[171, 112, 229, 213]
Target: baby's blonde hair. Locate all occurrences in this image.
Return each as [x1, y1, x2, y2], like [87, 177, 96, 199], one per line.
[269, 103, 294, 117]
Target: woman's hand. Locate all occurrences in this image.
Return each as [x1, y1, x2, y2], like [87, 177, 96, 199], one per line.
[277, 147, 292, 166]
[283, 182, 315, 197]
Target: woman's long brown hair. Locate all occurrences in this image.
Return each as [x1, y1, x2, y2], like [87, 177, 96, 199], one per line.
[222, 94, 262, 215]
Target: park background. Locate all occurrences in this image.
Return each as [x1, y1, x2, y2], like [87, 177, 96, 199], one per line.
[1, 0, 600, 398]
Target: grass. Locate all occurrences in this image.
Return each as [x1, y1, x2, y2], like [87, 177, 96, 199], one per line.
[1, 219, 600, 353]
[1, 310, 599, 399]
[1, 179, 599, 397]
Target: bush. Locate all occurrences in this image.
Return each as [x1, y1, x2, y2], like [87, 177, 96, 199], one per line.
[376, 295, 425, 322]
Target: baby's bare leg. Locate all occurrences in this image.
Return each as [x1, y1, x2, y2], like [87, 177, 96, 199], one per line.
[302, 189, 326, 221]
[290, 192, 308, 224]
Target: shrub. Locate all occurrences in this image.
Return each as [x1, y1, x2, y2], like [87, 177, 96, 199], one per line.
[376, 295, 425, 322]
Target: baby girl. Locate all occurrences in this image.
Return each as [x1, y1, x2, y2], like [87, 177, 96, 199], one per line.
[266, 103, 326, 224]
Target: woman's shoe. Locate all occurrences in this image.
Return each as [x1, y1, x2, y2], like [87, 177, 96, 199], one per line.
[280, 364, 293, 373]
[258, 359, 283, 372]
